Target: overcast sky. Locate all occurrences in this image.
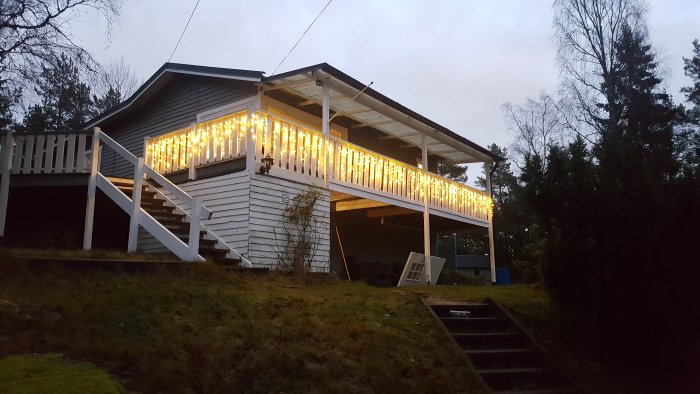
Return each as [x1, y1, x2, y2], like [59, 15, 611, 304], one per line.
[74, 0, 700, 175]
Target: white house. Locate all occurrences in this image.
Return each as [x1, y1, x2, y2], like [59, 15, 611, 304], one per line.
[0, 63, 501, 283]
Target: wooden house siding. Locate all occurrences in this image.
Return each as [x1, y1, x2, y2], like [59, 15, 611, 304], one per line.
[98, 75, 256, 178]
[137, 170, 251, 256]
[247, 173, 330, 271]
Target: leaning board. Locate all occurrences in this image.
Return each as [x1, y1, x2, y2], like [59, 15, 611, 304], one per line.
[397, 252, 446, 287]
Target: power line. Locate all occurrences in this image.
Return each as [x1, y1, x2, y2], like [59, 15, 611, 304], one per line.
[269, 0, 334, 77]
[168, 0, 202, 63]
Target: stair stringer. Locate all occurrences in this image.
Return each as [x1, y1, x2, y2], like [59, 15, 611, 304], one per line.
[146, 183, 252, 268]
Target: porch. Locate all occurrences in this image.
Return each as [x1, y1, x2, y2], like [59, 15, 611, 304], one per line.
[144, 109, 493, 228]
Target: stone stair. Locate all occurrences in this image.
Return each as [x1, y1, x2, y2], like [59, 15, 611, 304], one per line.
[426, 300, 578, 393]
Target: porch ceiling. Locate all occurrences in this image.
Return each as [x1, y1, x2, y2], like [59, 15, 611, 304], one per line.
[262, 68, 496, 164]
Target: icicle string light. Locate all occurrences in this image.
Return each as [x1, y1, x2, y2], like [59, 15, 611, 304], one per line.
[145, 110, 492, 222]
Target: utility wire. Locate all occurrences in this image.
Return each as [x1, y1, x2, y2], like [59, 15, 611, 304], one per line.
[269, 0, 334, 77]
[168, 0, 202, 63]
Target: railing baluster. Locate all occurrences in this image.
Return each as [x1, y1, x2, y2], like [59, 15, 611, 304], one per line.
[22, 135, 34, 174]
[32, 135, 44, 173]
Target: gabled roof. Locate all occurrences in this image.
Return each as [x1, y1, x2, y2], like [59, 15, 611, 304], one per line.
[84, 63, 264, 129]
[86, 62, 501, 163]
[263, 63, 502, 163]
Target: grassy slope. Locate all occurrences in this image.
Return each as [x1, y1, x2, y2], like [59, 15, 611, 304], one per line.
[0, 354, 124, 394]
[0, 261, 488, 393]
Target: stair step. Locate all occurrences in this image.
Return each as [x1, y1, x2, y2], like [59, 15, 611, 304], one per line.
[198, 239, 218, 246]
[454, 332, 521, 340]
[145, 211, 185, 220]
[441, 317, 510, 331]
[158, 218, 187, 226]
[105, 177, 133, 186]
[431, 304, 497, 318]
[199, 247, 228, 256]
[478, 367, 553, 377]
[140, 202, 172, 210]
[467, 348, 544, 369]
[213, 257, 241, 266]
[466, 348, 537, 355]
[120, 188, 157, 197]
[494, 389, 574, 394]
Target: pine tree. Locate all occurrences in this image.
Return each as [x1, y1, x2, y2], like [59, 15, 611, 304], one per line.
[681, 39, 700, 110]
[0, 78, 20, 130]
[93, 86, 123, 115]
[23, 54, 95, 133]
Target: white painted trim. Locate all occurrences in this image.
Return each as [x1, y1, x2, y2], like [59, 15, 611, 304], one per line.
[188, 197, 202, 261]
[168, 69, 260, 82]
[96, 173, 204, 262]
[82, 128, 100, 250]
[485, 162, 497, 284]
[422, 135, 432, 284]
[328, 180, 489, 227]
[196, 96, 257, 123]
[0, 129, 13, 237]
[127, 157, 145, 253]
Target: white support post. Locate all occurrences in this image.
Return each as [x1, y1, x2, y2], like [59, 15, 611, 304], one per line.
[485, 162, 497, 284]
[321, 81, 330, 186]
[0, 129, 14, 237]
[143, 136, 150, 167]
[188, 197, 202, 262]
[422, 135, 432, 285]
[127, 157, 145, 253]
[188, 123, 196, 180]
[246, 106, 256, 174]
[82, 128, 101, 250]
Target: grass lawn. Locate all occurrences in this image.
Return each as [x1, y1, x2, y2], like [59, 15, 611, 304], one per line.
[0, 354, 124, 394]
[0, 256, 618, 393]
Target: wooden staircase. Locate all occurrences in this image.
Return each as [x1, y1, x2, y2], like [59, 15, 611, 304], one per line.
[109, 177, 240, 266]
[426, 299, 578, 394]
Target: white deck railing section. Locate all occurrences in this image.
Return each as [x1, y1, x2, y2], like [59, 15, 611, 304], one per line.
[0, 131, 92, 175]
[145, 111, 493, 224]
[145, 112, 249, 174]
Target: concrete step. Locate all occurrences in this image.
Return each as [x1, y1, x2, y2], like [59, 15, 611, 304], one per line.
[431, 303, 498, 318]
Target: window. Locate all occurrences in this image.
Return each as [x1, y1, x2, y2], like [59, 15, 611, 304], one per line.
[407, 261, 424, 281]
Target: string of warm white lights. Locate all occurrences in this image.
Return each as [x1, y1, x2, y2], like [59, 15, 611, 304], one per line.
[145, 111, 493, 221]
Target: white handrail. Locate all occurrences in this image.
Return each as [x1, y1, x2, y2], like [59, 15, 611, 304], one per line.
[98, 131, 138, 166]
[147, 184, 252, 268]
[98, 129, 212, 220]
[143, 166, 212, 220]
[95, 173, 204, 262]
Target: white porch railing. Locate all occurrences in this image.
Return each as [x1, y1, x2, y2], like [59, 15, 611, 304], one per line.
[0, 128, 251, 265]
[144, 111, 249, 175]
[144, 111, 493, 224]
[0, 130, 93, 175]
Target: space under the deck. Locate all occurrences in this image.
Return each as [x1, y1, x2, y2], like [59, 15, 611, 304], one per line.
[329, 190, 485, 286]
[0, 175, 129, 250]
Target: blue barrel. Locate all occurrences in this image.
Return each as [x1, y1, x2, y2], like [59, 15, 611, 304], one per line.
[495, 268, 511, 285]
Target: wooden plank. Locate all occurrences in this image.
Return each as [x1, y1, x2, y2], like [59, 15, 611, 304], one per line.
[335, 199, 390, 211]
[44, 135, 55, 173]
[22, 135, 34, 174]
[76, 133, 87, 172]
[12, 136, 24, 173]
[366, 207, 417, 218]
[64, 134, 76, 173]
[32, 135, 44, 173]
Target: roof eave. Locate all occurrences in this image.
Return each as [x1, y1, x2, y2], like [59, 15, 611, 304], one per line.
[83, 63, 264, 129]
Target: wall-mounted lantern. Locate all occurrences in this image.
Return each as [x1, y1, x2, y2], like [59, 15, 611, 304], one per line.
[259, 153, 274, 175]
